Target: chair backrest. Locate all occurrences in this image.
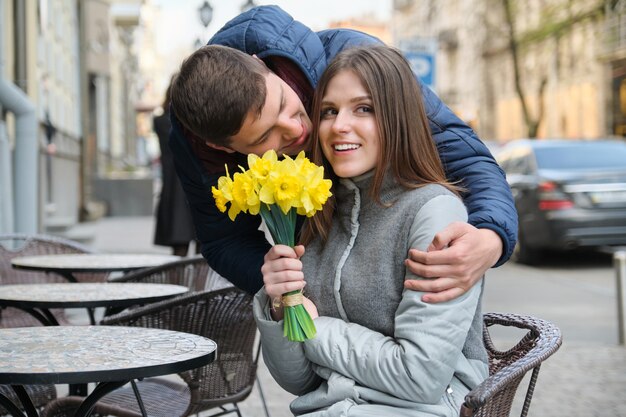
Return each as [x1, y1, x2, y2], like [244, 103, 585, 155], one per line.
[109, 255, 210, 292]
[0, 233, 91, 285]
[0, 233, 108, 328]
[460, 312, 563, 417]
[100, 287, 257, 416]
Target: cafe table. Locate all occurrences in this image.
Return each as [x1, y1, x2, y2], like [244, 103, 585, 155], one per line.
[0, 282, 190, 397]
[0, 326, 216, 417]
[0, 283, 189, 326]
[10, 254, 180, 283]
[10, 254, 180, 325]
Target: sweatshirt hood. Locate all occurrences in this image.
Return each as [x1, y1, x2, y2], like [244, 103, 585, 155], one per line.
[208, 5, 328, 88]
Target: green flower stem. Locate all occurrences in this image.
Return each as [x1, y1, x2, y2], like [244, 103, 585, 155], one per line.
[260, 204, 316, 342]
[261, 205, 296, 247]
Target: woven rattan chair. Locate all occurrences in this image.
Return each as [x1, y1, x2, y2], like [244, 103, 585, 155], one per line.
[41, 287, 269, 417]
[460, 312, 563, 416]
[102, 255, 210, 318]
[0, 385, 57, 417]
[108, 255, 209, 291]
[0, 233, 110, 328]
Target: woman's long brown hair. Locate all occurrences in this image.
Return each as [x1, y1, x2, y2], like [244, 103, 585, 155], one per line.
[300, 45, 461, 245]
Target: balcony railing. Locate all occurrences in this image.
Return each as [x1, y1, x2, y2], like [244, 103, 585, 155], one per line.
[604, 2, 626, 57]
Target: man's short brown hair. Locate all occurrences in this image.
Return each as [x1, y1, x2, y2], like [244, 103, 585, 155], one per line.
[171, 45, 269, 147]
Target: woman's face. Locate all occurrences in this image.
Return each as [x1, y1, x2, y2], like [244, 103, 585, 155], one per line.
[318, 70, 380, 178]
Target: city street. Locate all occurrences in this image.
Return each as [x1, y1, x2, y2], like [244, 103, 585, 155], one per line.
[2, 1, 626, 416]
[76, 217, 626, 417]
[483, 251, 626, 417]
[485, 250, 618, 346]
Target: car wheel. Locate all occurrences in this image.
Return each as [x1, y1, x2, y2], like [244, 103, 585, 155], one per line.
[512, 229, 542, 265]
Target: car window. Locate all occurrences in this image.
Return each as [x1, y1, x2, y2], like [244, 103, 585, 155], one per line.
[498, 148, 533, 175]
[534, 143, 626, 170]
[521, 155, 535, 174]
[508, 157, 525, 174]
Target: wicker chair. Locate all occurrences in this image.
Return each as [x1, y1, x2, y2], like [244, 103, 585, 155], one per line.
[0, 233, 110, 328]
[460, 312, 563, 416]
[41, 287, 269, 417]
[108, 255, 210, 291]
[100, 255, 211, 318]
[0, 385, 57, 417]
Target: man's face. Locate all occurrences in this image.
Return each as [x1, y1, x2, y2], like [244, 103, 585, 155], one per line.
[226, 72, 312, 156]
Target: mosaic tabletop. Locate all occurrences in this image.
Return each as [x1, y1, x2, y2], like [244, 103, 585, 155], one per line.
[0, 283, 189, 308]
[0, 326, 217, 385]
[11, 254, 180, 272]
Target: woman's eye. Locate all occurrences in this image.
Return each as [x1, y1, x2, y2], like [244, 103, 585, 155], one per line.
[356, 105, 373, 113]
[320, 108, 336, 118]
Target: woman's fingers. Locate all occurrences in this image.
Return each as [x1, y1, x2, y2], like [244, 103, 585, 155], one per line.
[264, 274, 306, 301]
[261, 256, 303, 277]
[266, 279, 306, 297]
[264, 244, 298, 262]
[262, 245, 307, 301]
[294, 245, 305, 259]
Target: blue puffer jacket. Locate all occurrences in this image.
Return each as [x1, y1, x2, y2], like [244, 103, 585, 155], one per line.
[169, 5, 517, 294]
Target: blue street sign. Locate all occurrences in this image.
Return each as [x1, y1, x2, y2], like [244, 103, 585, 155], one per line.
[405, 51, 435, 89]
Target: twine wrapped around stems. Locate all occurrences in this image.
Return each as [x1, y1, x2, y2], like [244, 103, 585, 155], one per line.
[282, 292, 303, 307]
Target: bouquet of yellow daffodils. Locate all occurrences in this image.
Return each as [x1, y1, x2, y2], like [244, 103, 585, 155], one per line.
[212, 150, 332, 341]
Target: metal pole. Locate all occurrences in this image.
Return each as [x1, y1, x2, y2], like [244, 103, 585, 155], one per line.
[0, 81, 38, 236]
[615, 251, 626, 345]
[0, 0, 13, 234]
[0, 0, 38, 234]
[0, 120, 14, 233]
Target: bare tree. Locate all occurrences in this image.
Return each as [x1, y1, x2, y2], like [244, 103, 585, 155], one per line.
[498, 0, 604, 138]
[501, 0, 547, 138]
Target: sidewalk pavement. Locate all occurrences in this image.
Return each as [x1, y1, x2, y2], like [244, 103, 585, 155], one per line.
[71, 216, 626, 417]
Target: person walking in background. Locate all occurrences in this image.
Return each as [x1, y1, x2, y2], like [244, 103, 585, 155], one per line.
[153, 75, 197, 256]
[257, 45, 487, 416]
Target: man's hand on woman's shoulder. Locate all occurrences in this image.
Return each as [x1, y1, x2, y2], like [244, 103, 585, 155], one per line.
[404, 222, 502, 303]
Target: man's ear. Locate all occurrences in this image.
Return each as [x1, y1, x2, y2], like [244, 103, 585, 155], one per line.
[252, 54, 267, 66]
[205, 141, 236, 153]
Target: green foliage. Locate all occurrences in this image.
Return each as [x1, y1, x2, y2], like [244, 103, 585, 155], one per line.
[516, 1, 604, 46]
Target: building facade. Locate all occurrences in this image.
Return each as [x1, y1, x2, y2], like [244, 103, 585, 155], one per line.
[393, 0, 613, 142]
[1, 0, 83, 234]
[0, 0, 144, 234]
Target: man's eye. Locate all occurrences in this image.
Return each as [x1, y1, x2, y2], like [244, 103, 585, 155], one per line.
[251, 133, 270, 147]
[256, 136, 270, 146]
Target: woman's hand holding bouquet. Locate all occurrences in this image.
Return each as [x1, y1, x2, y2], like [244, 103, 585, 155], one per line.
[261, 244, 319, 322]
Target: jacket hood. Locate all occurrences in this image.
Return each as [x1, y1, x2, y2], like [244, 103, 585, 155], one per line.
[209, 5, 328, 87]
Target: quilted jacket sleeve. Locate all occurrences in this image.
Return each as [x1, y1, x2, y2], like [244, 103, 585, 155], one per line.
[303, 195, 483, 403]
[253, 289, 322, 395]
[421, 85, 518, 265]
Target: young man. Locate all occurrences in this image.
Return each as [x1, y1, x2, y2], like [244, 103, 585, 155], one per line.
[169, 5, 517, 300]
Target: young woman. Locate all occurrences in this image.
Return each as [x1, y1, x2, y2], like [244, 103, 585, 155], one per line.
[255, 45, 488, 417]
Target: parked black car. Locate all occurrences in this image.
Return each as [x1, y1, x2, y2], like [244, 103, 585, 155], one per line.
[496, 139, 626, 263]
